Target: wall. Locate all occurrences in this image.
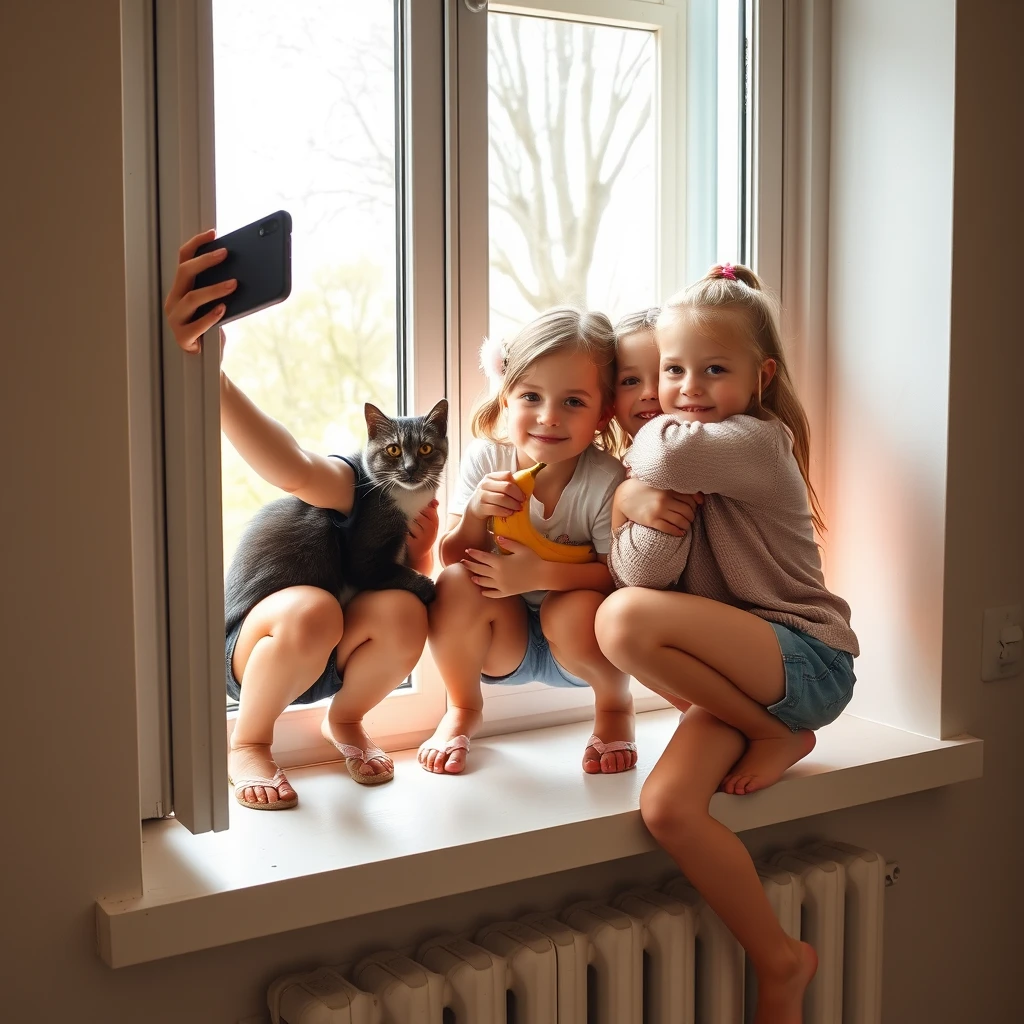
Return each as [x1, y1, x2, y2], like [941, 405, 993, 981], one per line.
[825, 0, 956, 737]
[0, 1, 1021, 1021]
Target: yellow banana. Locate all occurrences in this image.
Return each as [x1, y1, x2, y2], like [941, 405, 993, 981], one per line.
[488, 462, 596, 564]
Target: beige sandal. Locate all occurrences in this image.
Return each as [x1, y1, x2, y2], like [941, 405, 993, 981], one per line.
[333, 742, 395, 785]
[229, 768, 298, 810]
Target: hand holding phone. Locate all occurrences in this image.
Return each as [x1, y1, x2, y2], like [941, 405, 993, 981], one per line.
[190, 210, 292, 325]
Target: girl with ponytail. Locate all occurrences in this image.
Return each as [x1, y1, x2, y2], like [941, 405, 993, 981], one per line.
[596, 264, 859, 1019]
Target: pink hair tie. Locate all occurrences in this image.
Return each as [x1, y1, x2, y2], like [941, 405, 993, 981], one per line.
[720, 263, 737, 281]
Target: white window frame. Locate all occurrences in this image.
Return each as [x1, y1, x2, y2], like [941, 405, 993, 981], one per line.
[132, 0, 786, 832]
[452, 0, 784, 731]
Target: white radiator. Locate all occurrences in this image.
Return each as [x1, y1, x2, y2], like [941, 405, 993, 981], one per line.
[267, 841, 888, 1024]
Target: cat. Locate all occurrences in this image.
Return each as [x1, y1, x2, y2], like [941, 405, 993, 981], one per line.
[224, 399, 448, 634]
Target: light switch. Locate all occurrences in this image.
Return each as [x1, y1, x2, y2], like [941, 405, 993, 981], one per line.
[982, 605, 1023, 681]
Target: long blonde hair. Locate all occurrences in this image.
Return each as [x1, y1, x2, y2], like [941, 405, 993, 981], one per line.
[660, 265, 825, 533]
[472, 306, 618, 451]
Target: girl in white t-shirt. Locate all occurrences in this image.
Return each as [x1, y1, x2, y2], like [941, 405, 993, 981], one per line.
[418, 307, 634, 776]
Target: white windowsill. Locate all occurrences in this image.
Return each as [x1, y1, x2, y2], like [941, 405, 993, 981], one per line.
[96, 708, 982, 968]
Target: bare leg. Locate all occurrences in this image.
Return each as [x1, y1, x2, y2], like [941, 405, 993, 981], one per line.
[641, 707, 817, 1022]
[231, 586, 346, 806]
[597, 588, 815, 793]
[541, 590, 636, 774]
[321, 589, 429, 780]
[420, 563, 528, 773]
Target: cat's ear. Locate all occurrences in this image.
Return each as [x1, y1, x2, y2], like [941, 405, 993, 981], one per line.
[364, 402, 391, 440]
[424, 398, 448, 436]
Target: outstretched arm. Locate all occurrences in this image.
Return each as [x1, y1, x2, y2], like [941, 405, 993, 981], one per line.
[164, 229, 356, 515]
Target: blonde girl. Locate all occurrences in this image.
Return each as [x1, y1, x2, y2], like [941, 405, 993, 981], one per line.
[596, 265, 858, 1019]
[612, 307, 704, 542]
[418, 307, 635, 776]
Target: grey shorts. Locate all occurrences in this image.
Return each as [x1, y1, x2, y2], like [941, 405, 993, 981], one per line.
[766, 622, 856, 732]
[225, 617, 343, 706]
[481, 604, 589, 689]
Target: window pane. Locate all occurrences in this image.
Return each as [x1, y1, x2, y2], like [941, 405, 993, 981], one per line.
[487, 14, 657, 338]
[211, 0, 398, 568]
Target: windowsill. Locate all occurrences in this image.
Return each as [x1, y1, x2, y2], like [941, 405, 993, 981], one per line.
[96, 708, 982, 968]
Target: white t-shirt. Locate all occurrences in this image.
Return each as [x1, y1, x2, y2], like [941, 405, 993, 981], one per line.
[449, 439, 626, 607]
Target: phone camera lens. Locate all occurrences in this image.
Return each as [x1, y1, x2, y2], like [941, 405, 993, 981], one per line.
[259, 218, 278, 237]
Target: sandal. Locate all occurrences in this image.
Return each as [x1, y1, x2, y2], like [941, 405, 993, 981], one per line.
[229, 768, 298, 810]
[332, 742, 395, 786]
[584, 733, 638, 775]
[418, 734, 470, 774]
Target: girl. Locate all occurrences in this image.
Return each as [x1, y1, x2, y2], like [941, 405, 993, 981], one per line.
[418, 307, 635, 776]
[612, 308, 704, 544]
[165, 230, 439, 809]
[596, 265, 858, 1021]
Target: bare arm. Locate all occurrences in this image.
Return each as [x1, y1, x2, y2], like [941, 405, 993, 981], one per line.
[219, 372, 355, 513]
[538, 557, 615, 596]
[440, 468, 526, 566]
[165, 229, 355, 514]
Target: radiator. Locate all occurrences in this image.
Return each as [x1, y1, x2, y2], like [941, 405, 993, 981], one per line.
[267, 841, 887, 1024]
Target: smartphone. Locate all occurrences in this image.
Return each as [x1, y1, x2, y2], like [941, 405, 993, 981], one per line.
[191, 210, 292, 325]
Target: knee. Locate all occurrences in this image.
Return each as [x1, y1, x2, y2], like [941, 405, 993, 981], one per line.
[594, 589, 646, 666]
[540, 591, 601, 657]
[639, 779, 699, 845]
[279, 591, 345, 653]
[432, 562, 486, 617]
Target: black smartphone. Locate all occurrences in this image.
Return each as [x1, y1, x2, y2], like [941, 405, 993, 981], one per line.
[191, 210, 292, 324]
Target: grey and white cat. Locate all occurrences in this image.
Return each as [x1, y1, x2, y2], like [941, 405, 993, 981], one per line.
[224, 399, 448, 631]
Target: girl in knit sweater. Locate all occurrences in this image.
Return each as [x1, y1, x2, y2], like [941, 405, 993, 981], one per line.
[596, 264, 858, 1021]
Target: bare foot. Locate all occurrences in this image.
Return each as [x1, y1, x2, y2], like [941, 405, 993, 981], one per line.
[228, 742, 297, 808]
[721, 730, 816, 795]
[418, 706, 483, 774]
[583, 707, 637, 775]
[321, 718, 394, 781]
[753, 940, 817, 1023]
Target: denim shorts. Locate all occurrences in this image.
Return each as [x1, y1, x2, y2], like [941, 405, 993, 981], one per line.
[766, 622, 856, 732]
[481, 604, 589, 689]
[225, 617, 343, 706]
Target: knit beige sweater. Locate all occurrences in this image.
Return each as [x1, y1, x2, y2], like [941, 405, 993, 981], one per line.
[608, 414, 859, 656]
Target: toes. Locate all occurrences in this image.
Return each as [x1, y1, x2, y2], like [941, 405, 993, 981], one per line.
[444, 749, 465, 774]
[583, 746, 602, 774]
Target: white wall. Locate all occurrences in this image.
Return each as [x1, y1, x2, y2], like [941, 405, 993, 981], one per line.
[1, 2, 1021, 1021]
[826, 0, 956, 737]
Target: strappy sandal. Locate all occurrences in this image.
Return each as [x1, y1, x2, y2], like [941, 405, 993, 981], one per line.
[229, 768, 298, 810]
[332, 742, 395, 785]
[584, 733, 638, 774]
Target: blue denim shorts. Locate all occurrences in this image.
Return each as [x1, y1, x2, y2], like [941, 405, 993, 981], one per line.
[225, 617, 343, 706]
[766, 622, 856, 732]
[481, 604, 589, 689]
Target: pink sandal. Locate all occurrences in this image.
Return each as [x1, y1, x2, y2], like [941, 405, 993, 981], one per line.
[584, 734, 638, 774]
[419, 734, 470, 774]
[333, 742, 395, 786]
[229, 768, 298, 810]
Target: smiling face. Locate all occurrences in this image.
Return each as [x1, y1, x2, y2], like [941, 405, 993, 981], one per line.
[504, 349, 609, 465]
[656, 311, 775, 423]
[613, 329, 662, 439]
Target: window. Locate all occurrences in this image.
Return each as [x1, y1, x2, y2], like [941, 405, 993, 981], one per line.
[142, 0, 780, 832]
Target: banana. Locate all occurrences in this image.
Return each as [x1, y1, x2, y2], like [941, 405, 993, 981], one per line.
[487, 462, 596, 563]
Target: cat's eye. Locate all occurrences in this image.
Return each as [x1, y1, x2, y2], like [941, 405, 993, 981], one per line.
[418, 443, 433, 455]
[386, 444, 402, 457]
